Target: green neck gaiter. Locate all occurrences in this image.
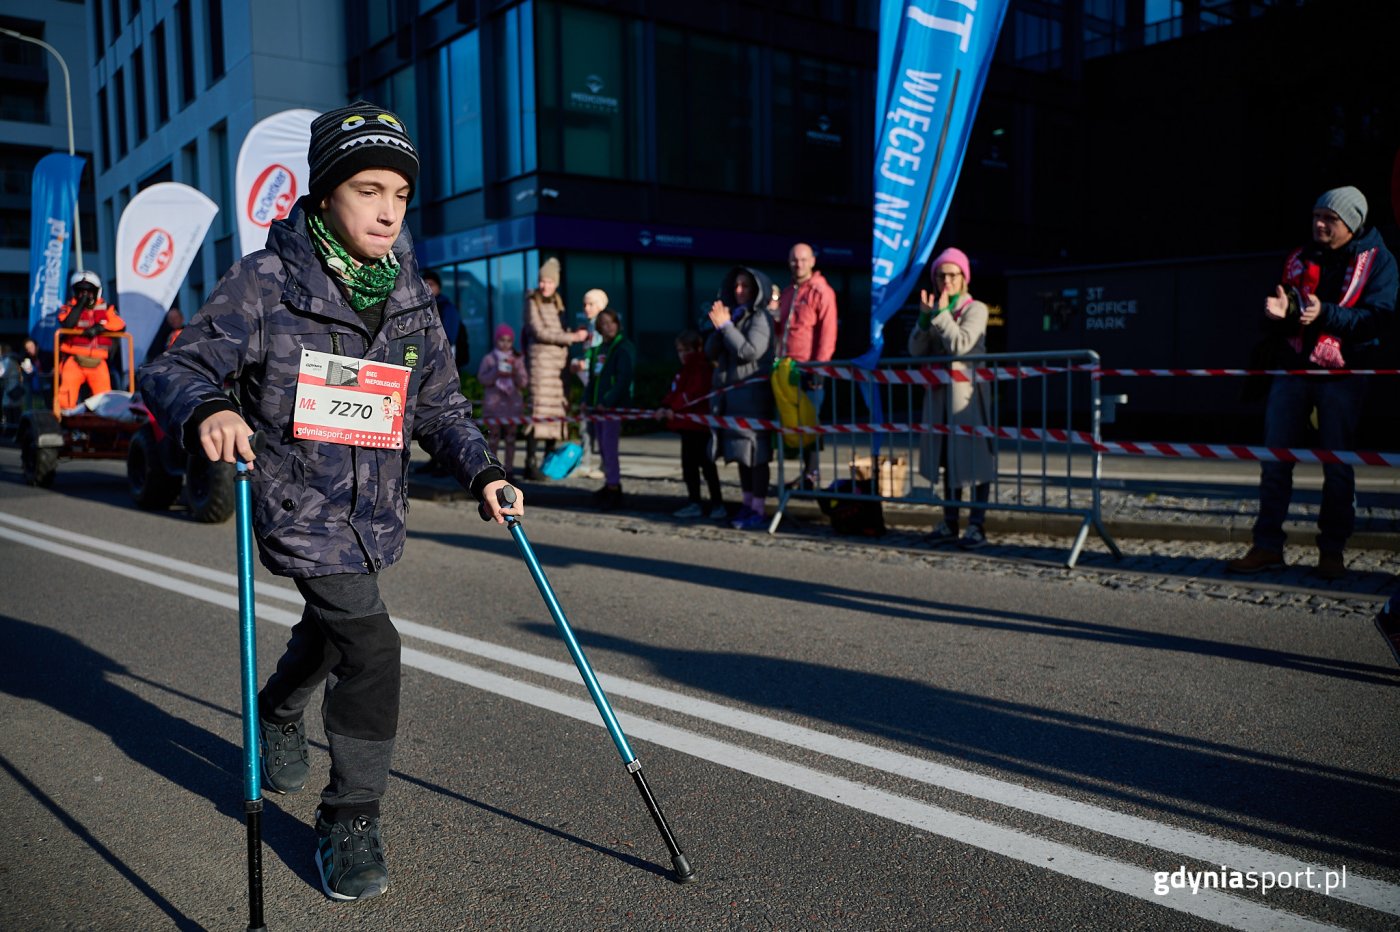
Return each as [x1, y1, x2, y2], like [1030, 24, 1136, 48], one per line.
[307, 211, 400, 314]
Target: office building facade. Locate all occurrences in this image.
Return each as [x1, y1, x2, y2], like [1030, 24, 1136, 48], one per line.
[0, 0, 96, 347]
[29, 0, 1383, 382]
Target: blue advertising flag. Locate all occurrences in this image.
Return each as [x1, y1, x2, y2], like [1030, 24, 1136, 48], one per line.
[860, 0, 1009, 367]
[28, 153, 86, 351]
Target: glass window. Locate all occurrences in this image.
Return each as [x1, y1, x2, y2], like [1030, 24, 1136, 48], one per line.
[691, 261, 737, 315]
[0, 211, 27, 249]
[367, 0, 397, 46]
[210, 122, 230, 235]
[490, 252, 529, 335]
[132, 46, 148, 142]
[1013, 11, 1063, 70]
[92, 0, 104, 53]
[153, 23, 169, 125]
[449, 259, 490, 371]
[176, 1, 195, 107]
[771, 53, 867, 204]
[0, 86, 45, 125]
[445, 33, 483, 193]
[536, 3, 641, 179]
[207, 0, 226, 83]
[494, 3, 536, 179]
[180, 140, 198, 189]
[0, 273, 27, 325]
[96, 86, 111, 170]
[560, 252, 626, 331]
[630, 258, 690, 358]
[113, 68, 129, 157]
[655, 29, 758, 193]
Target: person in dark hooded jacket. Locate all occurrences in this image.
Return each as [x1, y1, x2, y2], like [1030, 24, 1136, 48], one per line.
[706, 266, 776, 530]
[1226, 185, 1396, 580]
[139, 101, 521, 904]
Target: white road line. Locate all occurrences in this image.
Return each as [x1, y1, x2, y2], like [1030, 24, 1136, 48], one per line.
[0, 513, 1385, 928]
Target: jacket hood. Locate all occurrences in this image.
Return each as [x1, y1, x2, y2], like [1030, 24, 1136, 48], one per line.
[719, 265, 774, 314]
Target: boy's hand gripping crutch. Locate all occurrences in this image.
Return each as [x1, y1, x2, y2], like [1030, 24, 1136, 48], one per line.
[235, 434, 268, 931]
[482, 485, 696, 883]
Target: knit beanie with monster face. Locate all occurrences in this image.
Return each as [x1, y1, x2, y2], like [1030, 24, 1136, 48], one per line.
[308, 100, 420, 203]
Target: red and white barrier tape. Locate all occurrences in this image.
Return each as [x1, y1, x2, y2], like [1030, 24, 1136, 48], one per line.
[1096, 367, 1400, 378]
[1092, 440, 1400, 467]
[477, 410, 1398, 466]
[810, 363, 1073, 385]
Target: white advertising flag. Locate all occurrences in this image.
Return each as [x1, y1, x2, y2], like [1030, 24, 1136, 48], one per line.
[116, 182, 219, 366]
[235, 108, 317, 258]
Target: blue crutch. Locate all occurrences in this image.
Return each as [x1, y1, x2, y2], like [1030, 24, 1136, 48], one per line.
[235, 435, 267, 930]
[482, 486, 696, 883]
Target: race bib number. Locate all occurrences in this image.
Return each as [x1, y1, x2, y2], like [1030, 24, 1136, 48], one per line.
[293, 349, 412, 448]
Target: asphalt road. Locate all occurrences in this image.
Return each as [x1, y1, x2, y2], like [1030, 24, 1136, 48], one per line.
[2, 452, 1398, 931]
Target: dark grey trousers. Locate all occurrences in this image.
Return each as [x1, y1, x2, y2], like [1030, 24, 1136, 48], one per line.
[259, 572, 401, 821]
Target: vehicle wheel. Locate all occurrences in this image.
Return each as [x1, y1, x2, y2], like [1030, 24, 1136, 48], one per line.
[184, 454, 236, 523]
[19, 421, 57, 488]
[128, 425, 182, 510]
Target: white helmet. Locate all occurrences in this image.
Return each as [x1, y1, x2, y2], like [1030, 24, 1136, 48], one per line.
[69, 269, 102, 294]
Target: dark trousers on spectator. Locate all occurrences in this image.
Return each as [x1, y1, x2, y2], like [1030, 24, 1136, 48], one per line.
[681, 430, 722, 505]
[1253, 374, 1367, 554]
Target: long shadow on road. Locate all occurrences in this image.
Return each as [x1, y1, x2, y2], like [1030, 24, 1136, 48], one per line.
[415, 527, 1399, 687]
[0, 615, 662, 894]
[518, 620, 1400, 870]
[419, 517, 1400, 865]
[0, 615, 316, 900]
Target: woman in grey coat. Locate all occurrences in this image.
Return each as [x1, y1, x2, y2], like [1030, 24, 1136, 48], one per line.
[706, 266, 775, 530]
[907, 247, 997, 549]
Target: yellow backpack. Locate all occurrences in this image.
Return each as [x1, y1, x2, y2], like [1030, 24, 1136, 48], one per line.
[770, 357, 818, 453]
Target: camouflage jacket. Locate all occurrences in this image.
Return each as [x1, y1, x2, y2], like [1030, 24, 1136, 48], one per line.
[138, 200, 502, 578]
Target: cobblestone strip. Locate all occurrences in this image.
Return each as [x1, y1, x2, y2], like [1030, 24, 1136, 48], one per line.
[489, 474, 1397, 623]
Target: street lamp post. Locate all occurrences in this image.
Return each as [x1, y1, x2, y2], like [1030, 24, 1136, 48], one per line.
[1, 26, 85, 272]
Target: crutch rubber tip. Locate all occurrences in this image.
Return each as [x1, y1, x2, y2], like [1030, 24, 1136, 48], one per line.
[671, 853, 697, 883]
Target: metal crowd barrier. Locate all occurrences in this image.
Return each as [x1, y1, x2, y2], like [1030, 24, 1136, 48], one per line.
[771, 351, 1121, 568]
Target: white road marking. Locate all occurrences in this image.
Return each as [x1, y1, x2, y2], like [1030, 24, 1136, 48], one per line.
[1, 511, 1390, 928]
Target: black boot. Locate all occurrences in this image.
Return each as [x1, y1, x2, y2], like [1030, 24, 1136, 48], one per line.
[523, 437, 541, 480]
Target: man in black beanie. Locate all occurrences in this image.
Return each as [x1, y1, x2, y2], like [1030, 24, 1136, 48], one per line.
[1227, 186, 1396, 580]
[139, 101, 522, 902]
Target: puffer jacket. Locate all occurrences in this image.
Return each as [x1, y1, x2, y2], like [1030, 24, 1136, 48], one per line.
[139, 198, 502, 578]
[705, 266, 775, 466]
[1264, 225, 1397, 368]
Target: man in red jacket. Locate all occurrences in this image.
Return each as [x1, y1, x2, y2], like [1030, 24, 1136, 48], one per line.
[56, 270, 126, 411]
[775, 242, 838, 487]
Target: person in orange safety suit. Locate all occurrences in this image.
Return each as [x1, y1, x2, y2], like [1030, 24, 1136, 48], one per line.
[56, 269, 126, 411]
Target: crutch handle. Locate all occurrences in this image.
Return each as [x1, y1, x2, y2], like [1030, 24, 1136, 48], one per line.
[235, 431, 266, 474]
[479, 482, 519, 523]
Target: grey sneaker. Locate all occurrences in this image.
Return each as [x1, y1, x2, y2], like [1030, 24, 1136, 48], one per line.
[259, 718, 309, 795]
[959, 525, 988, 549]
[922, 521, 958, 546]
[672, 502, 704, 519]
[708, 504, 728, 520]
[316, 810, 389, 902]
